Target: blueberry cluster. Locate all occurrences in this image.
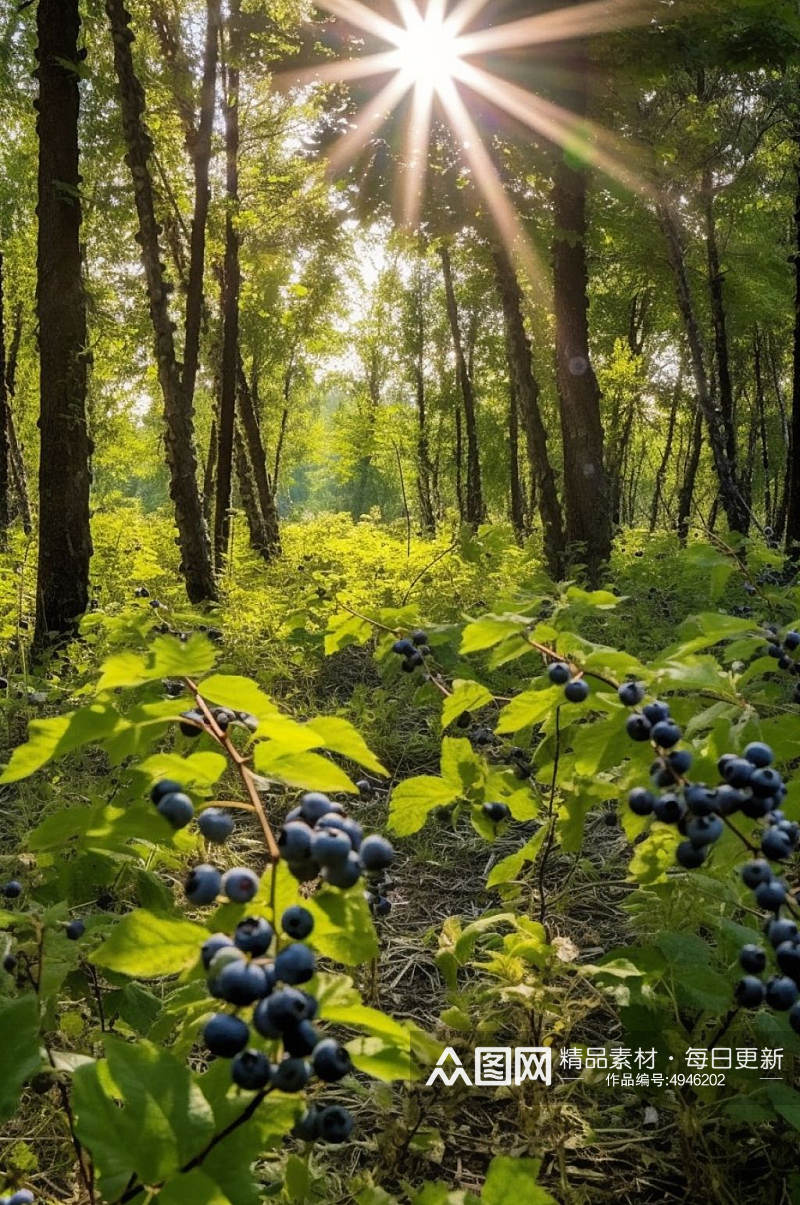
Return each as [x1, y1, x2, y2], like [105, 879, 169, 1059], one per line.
[0, 1189, 34, 1204]
[278, 793, 395, 906]
[547, 660, 590, 703]
[185, 862, 259, 906]
[200, 906, 354, 1142]
[391, 630, 431, 673]
[763, 625, 800, 703]
[735, 874, 800, 1032]
[150, 778, 235, 843]
[179, 707, 258, 737]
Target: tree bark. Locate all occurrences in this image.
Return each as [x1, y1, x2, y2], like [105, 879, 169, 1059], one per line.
[4, 302, 32, 535]
[182, 0, 220, 408]
[410, 275, 435, 535]
[702, 163, 737, 468]
[34, 0, 92, 643]
[106, 0, 216, 602]
[507, 372, 524, 543]
[754, 331, 771, 526]
[439, 243, 483, 527]
[202, 418, 217, 527]
[237, 355, 280, 558]
[785, 130, 800, 554]
[492, 244, 564, 575]
[0, 255, 10, 546]
[649, 378, 680, 531]
[234, 423, 270, 554]
[214, 5, 241, 567]
[552, 136, 611, 576]
[677, 402, 703, 543]
[659, 198, 749, 535]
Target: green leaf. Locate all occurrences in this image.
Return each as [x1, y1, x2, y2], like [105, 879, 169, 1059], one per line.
[388, 775, 458, 836]
[151, 634, 217, 680]
[1, 705, 121, 782]
[137, 751, 228, 789]
[481, 1155, 556, 1204]
[197, 674, 279, 723]
[496, 687, 561, 735]
[460, 614, 523, 655]
[92, 911, 208, 977]
[308, 888, 378, 965]
[765, 1081, 800, 1130]
[486, 828, 546, 888]
[441, 680, 494, 730]
[325, 610, 374, 654]
[306, 715, 387, 775]
[253, 745, 356, 792]
[440, 737, 485, 796]
[0, 995, 42, 1122]
[158, 1168, 234, 1204]
[285, 1154, 311, 1203]
[628, 825, 681, 885]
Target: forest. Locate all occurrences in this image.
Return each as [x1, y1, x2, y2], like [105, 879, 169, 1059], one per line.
[4, 0, 800, 1201]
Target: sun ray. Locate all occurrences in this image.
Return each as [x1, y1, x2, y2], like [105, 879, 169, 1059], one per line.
[435, 75, 549, 301]
[455, 0, 657, 57]
[401, 79, 436, 227]
[272, 49, 404, 92]
[453, 59, 654, 198]
[444, 0, 492, 38]
[327, 70, 414, 174]
[315, 0, 405, 48]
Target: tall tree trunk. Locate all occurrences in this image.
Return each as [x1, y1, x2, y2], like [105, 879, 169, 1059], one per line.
[203, 418, 217, 527]
[454, 400, 465, 521]
[214, 6, 241, 567]
[785, 130, 800, 554]
[649, 379, 680, 531]
[410, 277, 435, 535]
[439, 243, 483, 527]
[754, 332, 771, 526]
[234, 423, 270, 554]
[182, 0, 220, 408]
[552, 103, 611, 577]
[702, 163, 737, 467]
[492, 244, 564, 575]
[4, 302, 32, 535]
[106, 0, 216, 602]
[507, 373, 525, 543]
[237, 355, 280, 558]
[768, 331, 790, 539]
[677, 402, 703, 543]
[34, 0, 92, 643]
[659, 198, 749, 535]
[0, 255, 10, 547]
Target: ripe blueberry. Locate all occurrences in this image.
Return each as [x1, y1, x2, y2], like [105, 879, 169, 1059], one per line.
[618, 681, 645, 707]
[317, 814, 363, 850]
[392, 638, 415, 656]
[482, 802, 511, 823]
[676, 841, 706, 868]
[761, 828, 793, 862]
[750, 768, 783, 798]
[735, 976, 766, 1007]
[283, 1019, 321, 1057]
[287, 860, 321, 884]
[312, 1038, 352, 1082]
[2, 882, 21, 899]
[564, 679, 590, 703]
[185, 864, 222, 905]
[651, 720, 681, 749]
[66, 919, 85, 941]
[765, 976, 799, 1010]
[157, 791, 195, 829]
[776, 941, 800, 980]
[686, 815, 723, 847]
[548, 662, 570, 685]
[204, 1013, 250, 1057]
[221, 867, 259, 904]
[642, 701, 670, 724]
[272, 1057, 311, 1093]
[281, 906, 314, 940]
[739, 944, 767, 974]
[197, 808, 234, 843]
[150, 778, 183, 803]
[785, 630, 800, 651]
[411, 630, 428, 646]
[311, 830, 352, 867]
[179, 710, 204, 737]
[767, 917, 798, 947]
[668, 750, 692, 775]
[293, 1106, 321, 1141]
[653, 793, 683, 824]
[231, 1049, 272, 1090]
[216, 960, 271, 1006]
[628, 788, 655, 816]
[744, 742, 774, 768]
[755, 879, 787, 910]
[275, 943, 315, 985]
[626, 714, 651, 742]
[359, 835, 395, 872]
[279, 822, 313, 861]
[318, 1104, 354, 1143]
[259, 987, 308, 1032]
[299, 793, 343, 825]
[234, 916, 274, 956]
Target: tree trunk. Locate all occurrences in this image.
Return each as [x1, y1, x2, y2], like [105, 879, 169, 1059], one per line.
[34, 0, 92, 643]
[214, 6, 241, 567]
[754, 332, 771, 526]
[785, 130, 800, 554]
[702, 163, 737, 467]
[234, 423, 271, 554]
[677, 402, 703, 543]
[439, 243, 483, 527]
[454, 400, 465, 521]
[0, 255, 10, 547]
[768, 331, 790, 540]
[4, 301, 31, 534]
[507, 372, 525, 543]
[203, 418, 217, 528]
[659, 198, 748, 536]
[237, 355, 280, 558]
[492, 244, 564, 575]
[552, 131, 611, 576]
[410, 277, 435, 535]
[182, 0, 220, 408]
[106, 0, 216, 602]
[649, 379, 680, 531]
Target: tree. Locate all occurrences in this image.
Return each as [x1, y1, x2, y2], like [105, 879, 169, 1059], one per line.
[439, 241, 484, 527]
[34, 0, 92, 643]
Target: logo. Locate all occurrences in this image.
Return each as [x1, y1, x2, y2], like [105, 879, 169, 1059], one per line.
[425, 1045, 552, 1088]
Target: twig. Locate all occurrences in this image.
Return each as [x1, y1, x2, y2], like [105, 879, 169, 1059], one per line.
[537, 705, 562, 930]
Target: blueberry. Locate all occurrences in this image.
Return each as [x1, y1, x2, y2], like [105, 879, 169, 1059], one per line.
[715, 785, 745, 815]
[217, 960, 271, 1005]
[281, 906, 314, 940]
[283, 1019, 321, 1057]
[157, 791, 195, 829]
[66, 919, 85, 941]
[744, 742, 774, 768]
[767, 643, 783, 658]
[318, 1103, 354, 1143]
[626, 714, 651, 742]
[150, 778, 183, 803]
[231, 1049, 272, 1090]
[790, 1001, 800, 1035]
[272, 1057, 311, 1092]
[299, 793, 343, 825]
[651, 720, 681, 749]
[643, 701, 670, 724]
[221, 867, 259, 904]
[3, 954, 16, 972]
[204, 1013, 250, 1057]
[766, 975, 799, 1010]
[651, 759, 675, 788]
[293, 1106, 321, 1141]
[185, 864, 222, 905]
[359, 835, 395, 871]
[482, 802, 511, 823]
[201, 933, 233, 970]
[750, 768, 783, 798]
[392, 638, 415, 656]
[374, 896, 391, 916]
[322, 851, 362, 888]
[717, 753, 736, 777]
[652, 793, 684, 824]
[755, 879, 787, 910]
[684, 785, 716, 816]
[311, 830, 352, 867]
[234, 916, 274, 956]
[776, 941, 800, 980]
[785, 631, 800, 651]
[761, 828, 793, 862]
[564, 679, 590, 703]
[287, 859, 321, 884]
[676, 841, 706, 868]
[2, 882, 22, 899]
[285, 806, 303, 823]
[356, 777, 374, 792]
[668, 750, 692, 775]
[735, 976, 766, 1007]
[9, 1193, 34, 1205]
[548, 662, 570, 685]
[628, 788, 655, 816]
[197, 808, 234, 843]
[618, 681, 644, 707]
[411, 630, 428, 646]
[686, 815, 723, 847]
[767, 917, 798, 946]
[317, 814, 363, 850]
[312, 1038, 352, 1082]
[275, 943, 315, 985]
[259, 987, 308, 1032]
[741, 859, 772, 889]
[179, 710, 204, 737]
[739, 944, 767, 974]
[279, 822, 314, 861]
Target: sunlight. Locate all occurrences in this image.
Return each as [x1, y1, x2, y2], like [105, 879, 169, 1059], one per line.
[393, 9, 463, 91]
